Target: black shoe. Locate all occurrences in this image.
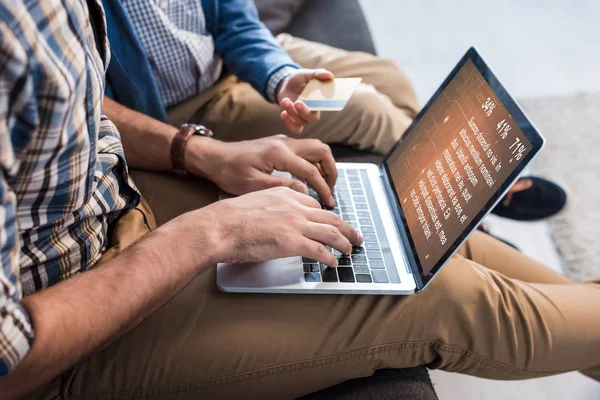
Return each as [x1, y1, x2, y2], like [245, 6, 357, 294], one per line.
[491, 177, 567, 221]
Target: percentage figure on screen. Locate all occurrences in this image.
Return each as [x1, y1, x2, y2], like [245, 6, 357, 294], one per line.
[496, 118, 511, 139]
[482, 97, 496, 117]
[509, 137, 527, 161]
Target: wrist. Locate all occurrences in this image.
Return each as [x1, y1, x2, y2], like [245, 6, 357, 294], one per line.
[158, 206, 224, 269]
[182, 136, 223, 179]
[270, 66, 298, 104]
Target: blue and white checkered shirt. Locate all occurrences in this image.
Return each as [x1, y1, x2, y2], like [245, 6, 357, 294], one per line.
[0, 0, 139, 376]
[123, 0, 295, 108]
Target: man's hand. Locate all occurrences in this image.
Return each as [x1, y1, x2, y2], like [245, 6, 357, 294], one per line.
[185, 135, 338, 208]
[205, 187, 363, 267]
[276, 68, 334, 134]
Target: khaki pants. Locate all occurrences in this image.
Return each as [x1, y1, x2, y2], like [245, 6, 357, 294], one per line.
[31, 168, 600, 400]
[167, 34, 420, 154]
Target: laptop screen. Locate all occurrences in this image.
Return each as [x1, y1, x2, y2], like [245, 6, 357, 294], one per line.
[385, 58, 534, 282]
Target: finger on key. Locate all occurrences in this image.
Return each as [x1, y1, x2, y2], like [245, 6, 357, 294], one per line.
[303, 222, 352, 257]
[299, 238, 338, 267]
[291, 139, 337, 191]
[307, 208, 363, 246]
[281, 155, 334, 208]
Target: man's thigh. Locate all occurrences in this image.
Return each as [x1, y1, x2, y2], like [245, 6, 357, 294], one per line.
[61, 250, 599, 400]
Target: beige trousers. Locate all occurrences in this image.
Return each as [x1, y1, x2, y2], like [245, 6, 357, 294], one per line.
[30, 168, 600, 400]
[167, 34, 420, 154]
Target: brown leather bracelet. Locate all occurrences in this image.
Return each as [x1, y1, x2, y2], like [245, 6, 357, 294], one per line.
[170, 123, 213, 173]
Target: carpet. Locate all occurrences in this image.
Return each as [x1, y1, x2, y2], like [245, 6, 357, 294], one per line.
[520, 91, 600, 282]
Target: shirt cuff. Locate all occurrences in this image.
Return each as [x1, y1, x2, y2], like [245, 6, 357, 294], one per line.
[267, 66, 298, 104]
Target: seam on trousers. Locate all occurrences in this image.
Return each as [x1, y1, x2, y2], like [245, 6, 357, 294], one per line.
[66, 340, 547, 399]
[133, 207, 153, 232]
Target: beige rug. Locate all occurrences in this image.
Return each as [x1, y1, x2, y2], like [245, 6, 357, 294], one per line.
[520, 92, 600, 282]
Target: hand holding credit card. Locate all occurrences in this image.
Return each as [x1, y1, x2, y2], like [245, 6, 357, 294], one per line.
[298, 77, 362, 111]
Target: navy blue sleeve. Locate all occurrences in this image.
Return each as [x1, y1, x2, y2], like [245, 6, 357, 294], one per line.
[205, 0, 300, 100]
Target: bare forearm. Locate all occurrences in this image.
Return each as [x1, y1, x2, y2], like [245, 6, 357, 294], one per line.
[103, 96, 178, 170]
[0, 214, 219, 399]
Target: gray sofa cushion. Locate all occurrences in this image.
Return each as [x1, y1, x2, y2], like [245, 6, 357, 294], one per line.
[254, 0, 376, 55]
[299, 367, 439, 400]
[254, 0, 307, 35]
[286, 0, 377, 55]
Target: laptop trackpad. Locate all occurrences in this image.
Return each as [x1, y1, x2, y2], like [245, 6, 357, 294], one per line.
[217, 257, 302, 290]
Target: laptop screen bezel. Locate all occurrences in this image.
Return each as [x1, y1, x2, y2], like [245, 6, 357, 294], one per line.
[380, 47, 545, 291]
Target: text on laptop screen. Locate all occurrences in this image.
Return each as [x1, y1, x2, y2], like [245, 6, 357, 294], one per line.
[387, 59, 532, 276]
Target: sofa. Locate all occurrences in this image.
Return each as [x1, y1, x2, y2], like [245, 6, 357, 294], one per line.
[253, 0, 439, 399]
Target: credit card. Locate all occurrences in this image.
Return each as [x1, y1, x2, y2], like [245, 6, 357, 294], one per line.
[298, 77, 362, 111]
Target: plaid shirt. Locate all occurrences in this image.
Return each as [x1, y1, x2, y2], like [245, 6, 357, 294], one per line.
[0, 0, 139, 376]
[123, 0, 295, 108]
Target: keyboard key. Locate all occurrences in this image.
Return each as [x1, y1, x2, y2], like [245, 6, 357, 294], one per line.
[302, 257, 316, 263]
[321, 264, 338, 282]
[352, 189, 363, 196]
[351, 246, 365, 255]
[363, 234, 378, 242]
[342, 214, 356, 222]
[337, 257, 352, 266]
[372, 269, 389, 283]
[352, 255, 367, 264]
[347, 169, 358, 176]
[337, 267, 355, 282]
[369, 260, 385, 269]
[353, 264, 370, 274]
[337, 198, 353, 207]
[355, 274, 373, 283]
[365, 242, 380, 250]
[357, 211, 370, 218]
[349, 222, 359, 229]
[358, 218, 372, 226]
[304, 272, 321, 282]
[355, 203, 369, 210]
[348, 175, 360, 182]
[338, 170, 346, 177]
[303, 264, 319, 273]
[349, 182, 362, 189]
[353, 196, 367, 203]
[367, 250, 383, 259]
[360, 225, 375, 233]
[337, 193, 351, 201]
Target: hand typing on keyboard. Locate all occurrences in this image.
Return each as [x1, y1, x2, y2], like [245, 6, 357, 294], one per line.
[185, 135, 337, 207]
[303, 168, 393, 284]
[204, 187, 363, 267]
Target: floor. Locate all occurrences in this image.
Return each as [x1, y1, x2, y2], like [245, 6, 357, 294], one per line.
[358, 0, 600, 398]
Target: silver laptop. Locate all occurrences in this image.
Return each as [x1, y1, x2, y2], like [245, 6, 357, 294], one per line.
[217, 47, 545, 295]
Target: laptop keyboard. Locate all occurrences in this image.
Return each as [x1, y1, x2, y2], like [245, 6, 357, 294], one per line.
[302, 168, 400, 284]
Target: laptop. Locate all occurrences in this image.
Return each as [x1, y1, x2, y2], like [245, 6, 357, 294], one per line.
[217, 47, 545, 295]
